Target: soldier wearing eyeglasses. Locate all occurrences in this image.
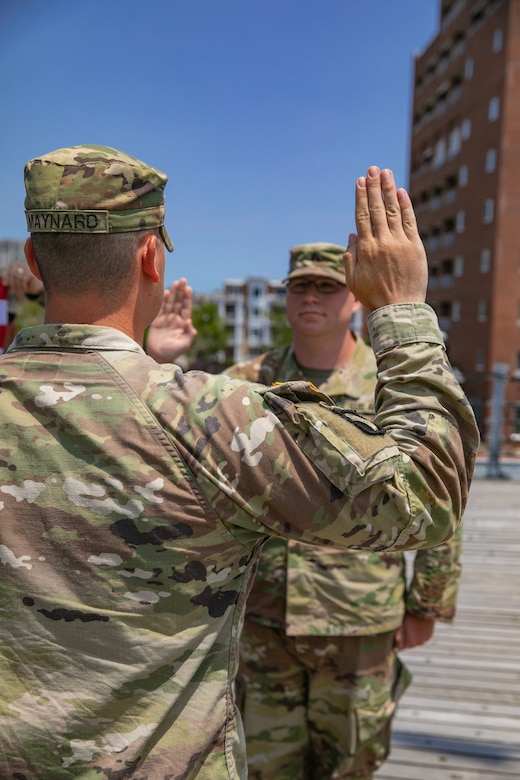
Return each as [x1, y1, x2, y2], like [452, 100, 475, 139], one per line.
[226, 243, 463, 780]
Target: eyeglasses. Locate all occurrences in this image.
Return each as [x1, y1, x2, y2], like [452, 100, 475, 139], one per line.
[286, 278, 345, 295]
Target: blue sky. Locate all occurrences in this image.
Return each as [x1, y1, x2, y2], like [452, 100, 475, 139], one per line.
[0, 0, 438, 292]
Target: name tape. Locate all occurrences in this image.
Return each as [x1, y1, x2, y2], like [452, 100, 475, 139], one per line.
[26, 210, 110, 233]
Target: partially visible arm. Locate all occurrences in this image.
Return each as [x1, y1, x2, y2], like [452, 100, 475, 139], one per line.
[395, 612, 435, 651]
[148, 167, 478, 554]
[146, 278, 198, 363]
[342, 167, 478, 542]
[396, 525, 463, 650]
[405, 525, 463, 622]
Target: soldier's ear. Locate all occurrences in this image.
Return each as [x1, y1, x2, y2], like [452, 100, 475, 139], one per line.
[139, 234, 161, 284]
[24, 238, 43, 281]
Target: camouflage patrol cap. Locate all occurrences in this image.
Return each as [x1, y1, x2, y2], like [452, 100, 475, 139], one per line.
[24, 145, 173, 251]
[284, 242, 346, 284]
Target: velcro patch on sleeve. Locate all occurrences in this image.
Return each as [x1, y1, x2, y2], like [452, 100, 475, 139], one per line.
[299, 401, 394, 462]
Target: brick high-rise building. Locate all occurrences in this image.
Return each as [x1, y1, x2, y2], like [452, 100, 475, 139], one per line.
[409, 0, 520, 446]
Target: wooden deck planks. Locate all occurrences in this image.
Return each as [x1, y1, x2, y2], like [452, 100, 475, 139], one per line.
[375, 478, 520, 780]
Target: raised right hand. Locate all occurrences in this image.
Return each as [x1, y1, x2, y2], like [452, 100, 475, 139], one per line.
[344, 166, 428, 312]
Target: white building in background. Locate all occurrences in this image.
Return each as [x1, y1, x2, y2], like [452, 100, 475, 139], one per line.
[213, 275, 363, 365]
[215, 276, 286, 364]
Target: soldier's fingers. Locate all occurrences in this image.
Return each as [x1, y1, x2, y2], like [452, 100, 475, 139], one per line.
[183, 283, 193, 304]
[380, 169, 403, 234]
[163, 289, 175, 314]
[162, 282, 182, 314]
[343, 233, 357, 287]
[397, 187, 420, 241]
[354, 175, 373, 240]
[365, 166, 392, 238]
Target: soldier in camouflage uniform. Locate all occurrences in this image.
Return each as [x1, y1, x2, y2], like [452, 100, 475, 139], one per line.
[0, 147, 478, 779]
[227, 243, 463, 779]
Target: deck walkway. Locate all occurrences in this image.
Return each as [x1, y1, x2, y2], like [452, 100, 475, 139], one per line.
[375, 478, 520, 780]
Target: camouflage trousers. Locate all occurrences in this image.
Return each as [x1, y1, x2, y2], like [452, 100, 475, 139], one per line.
[236, 620, 411, 780]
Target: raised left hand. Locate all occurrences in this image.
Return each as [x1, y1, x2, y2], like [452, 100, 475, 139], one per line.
[146, 278, 198, 363]
[1, 261, 44, 300]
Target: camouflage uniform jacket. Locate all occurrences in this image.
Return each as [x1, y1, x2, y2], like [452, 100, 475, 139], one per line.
[226, 335, 463, 636]
[0, 304, 478, 779]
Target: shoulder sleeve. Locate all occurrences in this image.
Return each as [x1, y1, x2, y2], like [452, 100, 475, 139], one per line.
[257, 304, 479, 550]
[224, 348, 286, 385]
[223, 356, 263, 382]
[140, 303, 478, 554]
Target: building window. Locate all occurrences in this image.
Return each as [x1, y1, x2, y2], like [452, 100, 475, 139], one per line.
[489, 97, 500, 122]
[480, 249, 491, 272]
[442, 258, 454, 276]
[438, 49, 450, 74]
[422, 146, 433, 165]
[438, 301, 452, 333]
[432, 184, 443, 210]
[426, 58, 436, 80]
[461, 118, 471, 140]
[485, 148, 497, 173]
[452, 300, 461, 321]
[459, 165, 468, 187]
[513, 404, 520, 438]
[478, 300, 488, 322]
[493, 28, 503, 53]
[433, 137, 447, 168]
[464, 57, 474, 79]
[454, 255, 464, 276]
[449, 74, 463, 105]
[420, 189, 430, 206]
[453, 30, 465, 57]
[445, 174, 458, 204]
[470, 6, 485, 31]
[448, 126, 461, 158]
[456, 210, 465, 233]
[443, 218, 455, 248]
[428, 265, 438, 293]
[483, 198, 494, 224]
[436, 90, 449, 116]
[430, 224, 441, 251]
[475, 348, 485, 372]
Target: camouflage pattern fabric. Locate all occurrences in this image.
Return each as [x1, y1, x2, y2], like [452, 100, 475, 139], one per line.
[227, 336, 464, 635]
[228, 335, 463, 778]
[24, 145, 173, 250]
[236, 623, 411, 780]
[0, 303, 478, 778]
[284, 242, 347, 284]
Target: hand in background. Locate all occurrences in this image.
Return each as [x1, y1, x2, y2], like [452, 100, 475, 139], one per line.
[146, 278, 198, 363]
[1, 262, 44, 300]
[395, 612, 435, 651]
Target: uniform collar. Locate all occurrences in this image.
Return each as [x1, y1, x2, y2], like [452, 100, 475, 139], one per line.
[7, 324, 145, 354]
